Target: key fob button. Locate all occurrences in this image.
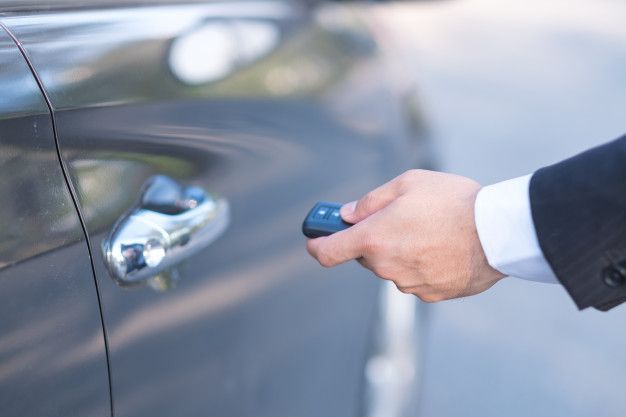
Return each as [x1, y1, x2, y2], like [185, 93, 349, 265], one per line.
[314, 206, 330, 219]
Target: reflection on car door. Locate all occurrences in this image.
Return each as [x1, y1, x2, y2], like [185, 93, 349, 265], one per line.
[3, 3, 417, 417]
[0, 24, 110, 417]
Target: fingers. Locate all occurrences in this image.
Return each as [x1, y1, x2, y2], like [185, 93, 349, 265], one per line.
[306, 226, 366, 268]
[340, 172, 410, 224]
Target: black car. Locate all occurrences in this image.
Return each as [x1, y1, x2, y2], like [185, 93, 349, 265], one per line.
[0, 1, 432, 416]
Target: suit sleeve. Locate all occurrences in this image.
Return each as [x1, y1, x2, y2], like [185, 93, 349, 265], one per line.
[530, 135, 626, 311]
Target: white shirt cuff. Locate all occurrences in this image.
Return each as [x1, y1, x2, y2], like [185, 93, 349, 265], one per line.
[474, 174, 559, 284]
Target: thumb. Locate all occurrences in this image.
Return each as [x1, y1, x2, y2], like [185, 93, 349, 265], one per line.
[340, 175, 406, 223]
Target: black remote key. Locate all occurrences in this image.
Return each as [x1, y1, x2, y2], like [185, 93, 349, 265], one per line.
[302, 202, 353, 238]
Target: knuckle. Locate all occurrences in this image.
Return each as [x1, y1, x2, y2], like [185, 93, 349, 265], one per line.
[404, 169, 423, 179]
[395, 283, 413, 295]
[317, 250, 334, 268]
[419, 293, 443, 303]
[320, 259, 334, 268]
[397, 169, 420, 189]
[396, 176, 410, 191]
[374, 266, 394, 280]
[358, 191, 377, 211]
[362, 234, 382, 256]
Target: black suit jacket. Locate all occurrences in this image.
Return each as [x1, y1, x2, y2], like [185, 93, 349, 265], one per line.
[530, 135, 626, 311]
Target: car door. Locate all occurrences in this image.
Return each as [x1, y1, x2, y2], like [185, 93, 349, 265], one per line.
[0, 23, 110, 417]
[2, 2, 423, 417]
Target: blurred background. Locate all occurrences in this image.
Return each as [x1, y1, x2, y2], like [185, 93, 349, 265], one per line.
[2, 1, 625, 416]
[368, 0, 626, 416]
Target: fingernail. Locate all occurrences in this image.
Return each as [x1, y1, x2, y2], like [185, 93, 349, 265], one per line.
[340, 201, 357, 218]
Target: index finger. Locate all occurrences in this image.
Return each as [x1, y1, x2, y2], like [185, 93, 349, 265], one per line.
[306, 225, 366, 268]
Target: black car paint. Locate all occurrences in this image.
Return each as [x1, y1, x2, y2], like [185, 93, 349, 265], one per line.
[0, 26, 110, 417]
[0, 2, 426, 416]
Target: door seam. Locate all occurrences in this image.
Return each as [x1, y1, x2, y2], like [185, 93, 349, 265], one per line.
[0, 21, 116, 417]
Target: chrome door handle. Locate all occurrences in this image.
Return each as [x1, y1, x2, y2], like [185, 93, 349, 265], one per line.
[102, 175, 229, 286]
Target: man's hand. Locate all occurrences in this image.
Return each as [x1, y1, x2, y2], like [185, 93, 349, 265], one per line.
[306, 170, 505, 302]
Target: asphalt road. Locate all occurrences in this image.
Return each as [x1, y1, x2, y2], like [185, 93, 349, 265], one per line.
[373, 1, 626, 416]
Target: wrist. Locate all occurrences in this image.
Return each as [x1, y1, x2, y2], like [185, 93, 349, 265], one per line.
[469, 186, 506, 294]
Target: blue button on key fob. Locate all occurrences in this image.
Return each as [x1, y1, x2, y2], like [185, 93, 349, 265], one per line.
[302, 202, 352, 238]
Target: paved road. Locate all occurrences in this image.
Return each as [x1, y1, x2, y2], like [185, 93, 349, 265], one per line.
[374, 1, 626, 416]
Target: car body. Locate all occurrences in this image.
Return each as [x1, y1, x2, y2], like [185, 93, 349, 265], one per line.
[0, 1, 431, 416]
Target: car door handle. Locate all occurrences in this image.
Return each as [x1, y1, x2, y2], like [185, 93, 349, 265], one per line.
[102, 175, 229, 286]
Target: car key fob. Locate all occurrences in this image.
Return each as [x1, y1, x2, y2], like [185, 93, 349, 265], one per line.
[302, 202, 353, 238]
